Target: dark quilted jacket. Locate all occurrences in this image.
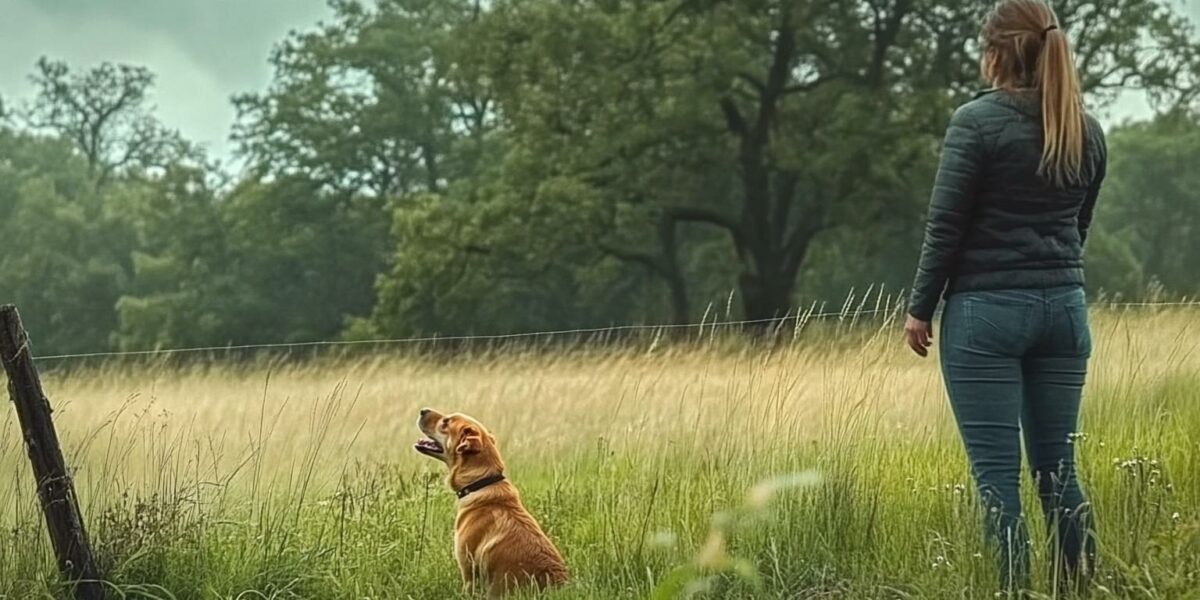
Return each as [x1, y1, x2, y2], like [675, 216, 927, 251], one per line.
[907, 89, 1107, 321]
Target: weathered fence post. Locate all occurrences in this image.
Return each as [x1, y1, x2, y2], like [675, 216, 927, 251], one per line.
[0, 305, 103, 599]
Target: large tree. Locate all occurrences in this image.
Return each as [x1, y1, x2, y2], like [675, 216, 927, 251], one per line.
[20, 58, 194, 188]
[232, 0, 494, 198]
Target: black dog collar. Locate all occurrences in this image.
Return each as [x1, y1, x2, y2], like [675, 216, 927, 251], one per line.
[456, 473, 506, 499]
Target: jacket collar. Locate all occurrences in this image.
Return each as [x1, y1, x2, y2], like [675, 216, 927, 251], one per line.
[975, 87, 1041, 118]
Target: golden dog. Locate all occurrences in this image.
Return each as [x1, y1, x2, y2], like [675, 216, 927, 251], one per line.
[415, 408, 568, 597]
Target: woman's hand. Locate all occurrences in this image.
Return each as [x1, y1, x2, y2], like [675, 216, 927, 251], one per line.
[904, 315, 934, 357]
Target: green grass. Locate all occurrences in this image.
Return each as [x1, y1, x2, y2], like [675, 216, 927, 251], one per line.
[1, 308, 1198, 598]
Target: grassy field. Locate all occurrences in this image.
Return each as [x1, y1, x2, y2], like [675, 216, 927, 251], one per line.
[1, 308, 1197, 599]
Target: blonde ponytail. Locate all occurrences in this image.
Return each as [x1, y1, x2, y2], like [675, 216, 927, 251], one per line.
[981, 1, 1087, 187]
[1037, 25, 1085, 187]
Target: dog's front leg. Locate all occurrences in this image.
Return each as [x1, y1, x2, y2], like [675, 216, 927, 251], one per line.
[458, 553, 484, 597]
[458, 560, 473, 595]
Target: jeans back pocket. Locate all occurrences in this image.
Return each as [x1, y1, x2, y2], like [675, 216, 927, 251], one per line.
[1062, 303, 1092, 357]
[966, 297, 1034, 355]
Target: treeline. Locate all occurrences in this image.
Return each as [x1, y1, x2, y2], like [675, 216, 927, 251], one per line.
[1, 0, 1199, 356]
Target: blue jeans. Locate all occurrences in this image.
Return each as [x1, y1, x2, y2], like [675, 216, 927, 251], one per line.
[940, 286, 1096, 592]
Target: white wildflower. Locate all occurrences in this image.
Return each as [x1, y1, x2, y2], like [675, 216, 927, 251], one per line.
[647, 530, 678, 549]
[746, 470, 821, 509]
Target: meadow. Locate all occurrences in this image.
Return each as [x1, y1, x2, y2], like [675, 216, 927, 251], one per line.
[1, 307, 1197, 599]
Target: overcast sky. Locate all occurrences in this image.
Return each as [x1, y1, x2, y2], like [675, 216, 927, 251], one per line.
[0, 0, 331, 166]
[2, 0, 1198, 166]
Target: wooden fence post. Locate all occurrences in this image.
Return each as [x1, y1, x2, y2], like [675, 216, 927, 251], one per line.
[0, 305, 103, 599]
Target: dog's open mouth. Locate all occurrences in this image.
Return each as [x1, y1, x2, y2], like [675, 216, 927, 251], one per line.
[415, 437, 445, 456]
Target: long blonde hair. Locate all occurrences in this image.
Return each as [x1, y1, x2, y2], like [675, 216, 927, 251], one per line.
[981, 0, 1085, 187]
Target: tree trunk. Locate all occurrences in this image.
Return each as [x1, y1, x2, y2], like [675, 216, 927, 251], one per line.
[658, 216, 690, 324]
[664, 273, 689, 325]
[737, 219, 819, 328]
[738, 268, 794, 324]
[735, 149, 793, 325]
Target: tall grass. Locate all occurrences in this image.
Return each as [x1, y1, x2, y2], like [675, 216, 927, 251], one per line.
[1, 308, 1197, 598]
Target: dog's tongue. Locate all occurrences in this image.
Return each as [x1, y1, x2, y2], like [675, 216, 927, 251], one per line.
[415, 438, 444, 452]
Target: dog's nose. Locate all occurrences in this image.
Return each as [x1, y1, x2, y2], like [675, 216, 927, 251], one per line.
[420, 408, 432, 417]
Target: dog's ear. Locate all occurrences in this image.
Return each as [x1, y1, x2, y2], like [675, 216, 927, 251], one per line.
[456, 427, 483, 455]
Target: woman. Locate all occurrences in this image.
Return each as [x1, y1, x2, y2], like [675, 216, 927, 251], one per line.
[903, 0, 1106, 593]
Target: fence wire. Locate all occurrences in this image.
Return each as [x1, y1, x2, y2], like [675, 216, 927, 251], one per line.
[27, 299, 1198, 362]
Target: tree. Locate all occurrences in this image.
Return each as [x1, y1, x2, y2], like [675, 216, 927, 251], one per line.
[111, 163, 233, 349]
[355, 169, 663, 337]
[0, 127, 133, 354]
[1090, 110, 1200, 296]
[21, 58, 194, 188]
[232, 0, 493, 198]
[115, 175, 390, 349]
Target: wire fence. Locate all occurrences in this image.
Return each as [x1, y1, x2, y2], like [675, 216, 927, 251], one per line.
[27, 297, 1198, 364]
